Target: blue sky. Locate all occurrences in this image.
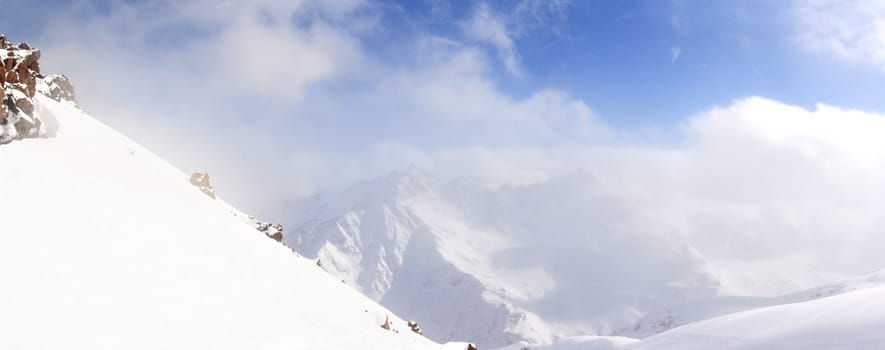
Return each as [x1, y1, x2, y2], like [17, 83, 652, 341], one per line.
[364, 0, 885, 126]
[4, 0, 885, 219]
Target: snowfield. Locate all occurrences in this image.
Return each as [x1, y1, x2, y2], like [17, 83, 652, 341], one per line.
[503, 272, 885, 350]
[629, 284, 885, 350]
[494, 336, 639, 350]
[0, 95, 464, 349]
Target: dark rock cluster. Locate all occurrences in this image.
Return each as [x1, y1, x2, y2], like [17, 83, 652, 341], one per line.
[407, 320, 423, 335]
[256, 221, 284, 242]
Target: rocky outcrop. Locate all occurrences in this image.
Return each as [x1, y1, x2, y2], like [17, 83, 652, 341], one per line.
[408, 320, 423, 335]
[0, 34, 78, 145]
[188, 172, 216, 199]
[41, 74, 77, 105]
[255, 221, 284, 242]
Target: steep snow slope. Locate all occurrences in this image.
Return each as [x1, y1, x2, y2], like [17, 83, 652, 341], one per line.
[285, 168, 726, 347]
[628, 283, 885, 350]
[0, 95, 463, 349]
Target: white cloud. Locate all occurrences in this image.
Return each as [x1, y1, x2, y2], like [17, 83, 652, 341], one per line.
[26, 0, 599, 217]
[371, 39, 608, 141]
[295, 97, 885, 293]
[793, 0, 885, 71]
[461, 0, 570, 76]
[510, 0, 571, 35]
[670, 46, 682, 63]
[462, 2, 521, 76]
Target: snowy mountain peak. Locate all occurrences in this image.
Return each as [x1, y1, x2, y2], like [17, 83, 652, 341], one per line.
[386, 163, 435, 195]
[284, 167, 739, 348]
[0, 35, 77, 144]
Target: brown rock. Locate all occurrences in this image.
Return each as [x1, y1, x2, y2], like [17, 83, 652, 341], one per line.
[467, 344, 478, 350]
[23, 51, 39, 69]
[25, 82, 35, 98]
[188, 172, 216, 199]
[270, 232, 283, 242]
[407, 320, 423, 335]
[380, 316, 391, 331]
[14, 115, 34, 135]
[15, 98, 33, 116]
[16, 61, 28, 75]
[0, 36, 70, 145]
[46, 75, 77, 103]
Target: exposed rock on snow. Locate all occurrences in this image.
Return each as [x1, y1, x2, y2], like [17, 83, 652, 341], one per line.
[409, 320, 424, 335]
[256, 221, 285, 242]
[381, 315, 391, 330]
[41, 74, 77, 105]
[188, 172, 216, 199]
[0, 34, 76, 144]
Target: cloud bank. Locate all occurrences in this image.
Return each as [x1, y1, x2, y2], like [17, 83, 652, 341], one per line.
[793, 0, 885, 71]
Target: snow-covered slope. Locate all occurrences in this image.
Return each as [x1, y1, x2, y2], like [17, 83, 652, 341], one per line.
[628, 283, 885, 350]
[0, 77, 465, 348]
[619, 268, 885, 338]
[495, 271, 885, 349]
[494, 336, 639, 350]
[285, 168, 729, 347]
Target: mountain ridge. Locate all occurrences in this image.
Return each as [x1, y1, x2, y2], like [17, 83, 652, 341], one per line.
[284, 167, 731, 347]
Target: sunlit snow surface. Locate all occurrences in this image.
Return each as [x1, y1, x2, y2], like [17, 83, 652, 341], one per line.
[509, 273, 885, 349]
[629, 284, 885, 350]
[0, 95, 463, 349]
